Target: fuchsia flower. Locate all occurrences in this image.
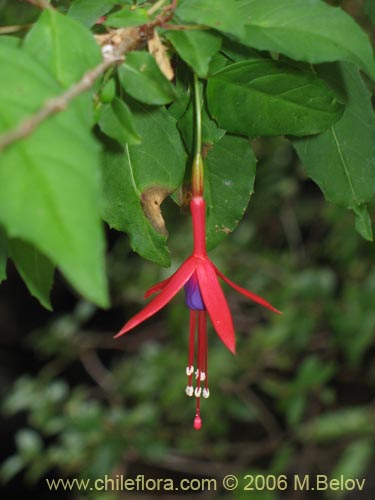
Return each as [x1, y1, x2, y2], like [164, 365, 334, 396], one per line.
[115, 190, 281, 430]
[115, 75, 280, 429]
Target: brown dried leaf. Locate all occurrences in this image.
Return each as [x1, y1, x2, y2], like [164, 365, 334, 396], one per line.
[141, 186, 171, 236]
[147, 31, 174, 81]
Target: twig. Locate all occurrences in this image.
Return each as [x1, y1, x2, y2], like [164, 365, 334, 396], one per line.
[0, 1, 177, 152]
[239, 386, 283, 439]
[0, 25, 31, 34]
[0, 55, 122, 151]
[148, 0, 168, 16]
[23, 0, 54, 10]
[80, 349, 117, 393]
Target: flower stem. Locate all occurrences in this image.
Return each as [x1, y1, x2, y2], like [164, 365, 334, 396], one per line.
[193, 73, 202, 158]
[192, 73, 204, 197]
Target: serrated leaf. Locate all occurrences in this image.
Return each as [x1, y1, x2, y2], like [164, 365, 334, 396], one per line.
[102, 102, 186, 266]
[205, 135, 257, 249]
[293, 63, 375, 238]
[8, 239, 54, 310]
[119, 52, 176, 105]
[207, 58, 344, 137]
[165, 28, 222, 78]
[98, 97, 141, 145]
[104, 6, 149, 28]
[68, 0, 117, 27]
[0, 46, 108, 307]
[0, 226, 7, 284]
[25, 9, 101, 87]
[176, 0, 246, 39]
[24, 9, 102, 127]
[236, 0, 375, 80]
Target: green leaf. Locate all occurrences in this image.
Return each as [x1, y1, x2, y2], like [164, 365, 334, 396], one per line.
[165, 29, 222, 78]
[0, 36, 21, 48]
[98, 97, 141, 145]
[177, 83, 225, 152]
[299, 407, 372, 442]
[221, 38, 260, 63]
[24, 9, 102, 127]
[205, 135, 257, 249]
[353, 205, 373, 242]
[331, 440, 373, 495]
[0, 45, 108, 307]
[0, 226, 7, 284]
[102, 102, 186, 266]
[0, 455, 25, 482]
[99, 78, 116, 104]
[167, 64, 194, 122]
[208, 52, 231, 74]
[25, 9, 102, 87]
[236, 0, 375, 80]
[118, 52, 176, 105]
[365, 0, 375, 26]
[293, 64, 375, 238]
[15, 429, 43, 460]
[295, 357, 334, 389]
[104, 6, 149, 28]
[68, 0, 117, 27]
[8, 239, 54, 310]
[207, 58, 344, 137]
[176, 0, 246, 39]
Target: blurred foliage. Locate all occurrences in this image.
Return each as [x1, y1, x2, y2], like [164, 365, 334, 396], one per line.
[1, 136, 374, 499]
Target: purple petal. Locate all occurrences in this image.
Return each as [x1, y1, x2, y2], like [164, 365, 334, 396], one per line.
[184, 273, 205, 310]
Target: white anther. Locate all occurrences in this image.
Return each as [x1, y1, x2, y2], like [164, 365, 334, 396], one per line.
[186, 365, 194, 376]
[203, 388, 210, 399]
[102, 44, 114, 58]
[194, 387, 202, 398]
[195, 369, 199, 379]
[200, 372, 206, 382]
[185, 386, 194, 397]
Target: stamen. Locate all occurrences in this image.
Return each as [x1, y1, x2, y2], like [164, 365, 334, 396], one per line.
[185, 386, 194, 397]
[200, 311, 209, 390]
[186, 309, 208, 430]
[187, 310, 196, 390]
[186, 365, 194, 376]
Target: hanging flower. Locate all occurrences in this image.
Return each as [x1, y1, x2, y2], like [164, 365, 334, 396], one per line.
[115, 75, 280, 429]
[115, 196, 281, 429]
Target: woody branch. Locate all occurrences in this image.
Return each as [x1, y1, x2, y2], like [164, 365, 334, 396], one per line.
[0, 2, 176, 152]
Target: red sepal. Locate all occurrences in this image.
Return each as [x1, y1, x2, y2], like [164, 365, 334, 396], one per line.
[196, 258, 236, 354]
[115, 257, 195, 338]
[144, 276, 172, 298]
[213, 265, 281, 314]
